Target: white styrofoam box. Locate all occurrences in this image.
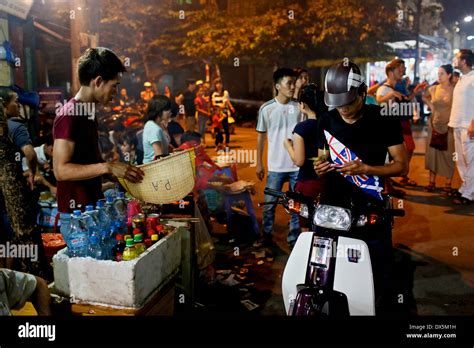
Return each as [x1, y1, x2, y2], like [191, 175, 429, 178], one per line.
[53, 227, 183, 308]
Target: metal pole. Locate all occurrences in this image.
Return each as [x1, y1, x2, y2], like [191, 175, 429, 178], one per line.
[414, 0, 422, 80]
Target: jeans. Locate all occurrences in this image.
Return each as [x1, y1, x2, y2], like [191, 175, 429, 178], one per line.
[222, 117, 230, 144]
[198, 115, 208, 140]
[263, 171, 300, 244]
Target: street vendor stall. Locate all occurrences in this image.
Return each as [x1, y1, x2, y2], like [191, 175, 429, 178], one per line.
[48, 148, 214, 315]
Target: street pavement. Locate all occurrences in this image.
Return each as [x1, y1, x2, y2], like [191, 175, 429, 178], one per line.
[204, 124, 474, 315]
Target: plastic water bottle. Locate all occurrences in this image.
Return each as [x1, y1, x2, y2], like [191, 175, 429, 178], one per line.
[84, 205, 100, 236]
[113, 192, 128, 224]
[67, 210, 90, 258]
[96, 200, 111, 235]
[101, 223, 118, 260]
[105, 196, 118, 224]
[88, 235, 104, 260]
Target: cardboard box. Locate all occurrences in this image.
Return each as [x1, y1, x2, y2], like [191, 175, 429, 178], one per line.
[53, 227, 184, 308]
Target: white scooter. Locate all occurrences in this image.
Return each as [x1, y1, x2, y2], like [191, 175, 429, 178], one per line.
[261, 188, 404, 316]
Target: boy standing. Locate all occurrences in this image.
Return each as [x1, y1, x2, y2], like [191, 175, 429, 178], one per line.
[256, 68, 302, 247]
[53, 47, 144, 235]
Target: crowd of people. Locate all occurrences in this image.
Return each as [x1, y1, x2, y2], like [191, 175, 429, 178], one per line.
[0, 44, 473, 316]
[254, 51, 473, 313]
[256, 50, 474, 249]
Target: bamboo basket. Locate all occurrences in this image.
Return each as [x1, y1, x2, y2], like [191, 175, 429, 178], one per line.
[119, 149, 196, 204]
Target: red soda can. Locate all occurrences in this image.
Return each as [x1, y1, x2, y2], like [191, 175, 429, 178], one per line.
[146, 214, 160, 232]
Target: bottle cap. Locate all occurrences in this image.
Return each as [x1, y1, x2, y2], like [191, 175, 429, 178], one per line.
[118, 192, 125, 199]
[151, 234, 158, 242]
[147, 230, 155, 238]
[96, 200, 104, 208]
[73, 210, 81, 217]
[126, 239, 134, 247]
[134, 234, 143, 243]
[156, 225, 164, 232]
[106, 196, 114, 204]
[85, 205, 94, 212]
[145, 239, 152, 247]
[116, 234, 124, 241]
[90, 235, 99, 244]
[133, 228, 140, 235]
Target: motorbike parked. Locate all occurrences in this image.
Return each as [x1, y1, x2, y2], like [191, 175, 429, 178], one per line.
[260, 187, 404, 316]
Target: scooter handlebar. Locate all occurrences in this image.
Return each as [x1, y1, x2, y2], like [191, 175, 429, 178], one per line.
[264, 188, 285, 199]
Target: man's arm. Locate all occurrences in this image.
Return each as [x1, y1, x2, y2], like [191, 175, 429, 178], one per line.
[376, 89, 404, 104]
[31, 276, 52, 316]
[21, 144, 38, 177]
[336, 143, 408, 177]
[53, 139, 144, 183]
[21, 144, 38, 189]
[196, 107, 210, 116]
[256, 132, 266, 181]
[53, 138, 108, 181]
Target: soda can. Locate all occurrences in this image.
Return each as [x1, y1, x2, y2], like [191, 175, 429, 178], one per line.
[146, 214, 160, 232]
[132, 213, 146, 233]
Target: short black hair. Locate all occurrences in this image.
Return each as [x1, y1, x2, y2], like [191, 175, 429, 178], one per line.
[299, 84, 319, 113]
[0, 87, 15, 105]
[78, 47, 126, 86]
[186, 79, 196, 87]
[120, 131, 138, 148]
[458, 49, 474, 67]
[273, 68, 296, 84]
[146, 95, 172, 122]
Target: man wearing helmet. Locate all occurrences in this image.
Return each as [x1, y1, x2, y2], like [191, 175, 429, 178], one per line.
[314, 60, 409, 313]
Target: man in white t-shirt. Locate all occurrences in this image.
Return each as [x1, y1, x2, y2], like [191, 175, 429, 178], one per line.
[256, 68, 302, 247]
[449, 49, 474, 204]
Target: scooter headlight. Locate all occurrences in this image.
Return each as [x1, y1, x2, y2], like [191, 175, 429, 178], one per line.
[313, 205, 351, 231]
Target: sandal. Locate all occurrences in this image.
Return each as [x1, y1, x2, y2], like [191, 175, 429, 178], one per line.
[442, 185, 454, 196]
[424, 183, 436, 192]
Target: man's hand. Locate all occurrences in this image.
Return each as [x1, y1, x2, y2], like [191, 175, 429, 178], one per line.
[336, 159, 369, 176]
[313, 159, 335, 176]
[389, 90, 405, 100]
[27, 172, 35, 190]
[107, 162, 144, 183]
[256, 164, 265, 181]
[414, 81, 429, 94]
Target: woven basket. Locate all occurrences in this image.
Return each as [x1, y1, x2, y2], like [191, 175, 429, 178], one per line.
[119, 149, 196, 204]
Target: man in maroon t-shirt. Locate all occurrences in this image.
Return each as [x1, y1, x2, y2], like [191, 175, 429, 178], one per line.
[53, 47, 143, 233]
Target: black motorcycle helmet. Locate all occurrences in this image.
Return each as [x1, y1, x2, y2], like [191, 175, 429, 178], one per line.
[324, 60, 367, 108]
